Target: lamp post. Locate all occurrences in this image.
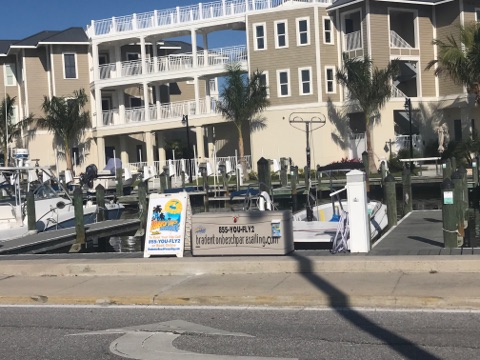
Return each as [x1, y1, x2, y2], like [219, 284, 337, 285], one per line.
[404, 98, 413, 171]
[181, 114, 192, 183]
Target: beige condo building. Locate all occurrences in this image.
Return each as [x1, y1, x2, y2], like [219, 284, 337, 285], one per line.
[2, 0, 480, 175]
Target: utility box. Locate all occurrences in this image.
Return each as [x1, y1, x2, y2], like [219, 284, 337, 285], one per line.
[191, 210, 294, 256]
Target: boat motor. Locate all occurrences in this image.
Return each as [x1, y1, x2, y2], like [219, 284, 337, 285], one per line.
[79, 164, 98, 189]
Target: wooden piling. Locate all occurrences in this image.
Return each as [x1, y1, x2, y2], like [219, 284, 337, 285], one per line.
[450, 157, 456, 172]
[70, 188, 85, 253]
[291, 166, 298, 212]
[441, 177, 457, 248]
[116, 168, 124, 197]
[442, 158, 452, 180]
[383, 174, 397, 229]
[203, 171, 209, 212]
[452, 171, 465, 246]
[257, 157, 271, 193]
[181, 171, 186, 188]
[402, 167, 413, 215]
[96, 184, 106, 222]
[458, 166, 468, 211]
[280, 158, 288, 187]
[380, 162, 387, 186]
[26, 190, 36, 231]
[137, 181, 148, 251]
[362, 151, 369, 191]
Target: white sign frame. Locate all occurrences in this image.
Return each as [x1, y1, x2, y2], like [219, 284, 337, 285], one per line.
[143, 192, 188, 258]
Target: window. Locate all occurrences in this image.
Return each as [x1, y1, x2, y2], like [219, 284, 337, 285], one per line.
[63, 53, 77, 79]
[253, 23, 267, 50]
[298, 67, 312, 95]
[275, 20, 288, 48]
[277, 69, 290, 97]
[99, 54, 108, 65]
[325, 66, 336, 94]
[296, 18, 310, 46]
[71, 148, 80, 166]
[323, 17, 334, 45]
[259, 71, 269, 98]
[4, 63, 16, 86]
[127, 53, 140, 61]
[130, 96, 142, 108]
[10, 106, 18, 125]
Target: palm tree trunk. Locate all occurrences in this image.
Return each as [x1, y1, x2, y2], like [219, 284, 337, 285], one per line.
[365, 116, 377, 174]
[64, 139, 72, 172]
[237, 126, 247, 181]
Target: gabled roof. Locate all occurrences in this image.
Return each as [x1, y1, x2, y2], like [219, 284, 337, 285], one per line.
[328, 0, 456, 11]
[0, 40, 18, 56]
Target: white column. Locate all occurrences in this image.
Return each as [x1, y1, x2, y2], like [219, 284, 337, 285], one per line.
[202, 32, 209, 67]
[114, 45, 122, 78]
[191, 28, 197, 68]
[157, 133, 167, 163]
[117, 89, 125, 125]
[92, 42, 99, 81]
[145, 131, 155, 166]
[155, 84, 161, 119]
[346, 170, 370, 253]
[95, 87, 102, 128]
[195, 126, 205, 159]
[143, 83, 150, 121]
[152, 38, 159, 73]
[140, 36, 147, 75]
[119, 136, 129, 166]
[193, 75, 200, 114]
[96, 136, 106, 169]
[207, 127, 214, 158]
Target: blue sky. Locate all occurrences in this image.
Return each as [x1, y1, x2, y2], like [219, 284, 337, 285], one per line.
[1, 0, 244, 47]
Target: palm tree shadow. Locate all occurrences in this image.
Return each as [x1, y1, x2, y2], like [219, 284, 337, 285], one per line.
[294, 254, 440, 359]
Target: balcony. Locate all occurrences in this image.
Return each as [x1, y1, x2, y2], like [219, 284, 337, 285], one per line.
[100, 97, 218, 127]
[344, 30, 362, 51]
[86, 0, 333, 38]
[390, 30, 413, 49]
[95, 45, 247, 81]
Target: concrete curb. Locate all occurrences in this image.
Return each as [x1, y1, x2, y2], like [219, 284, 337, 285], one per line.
[2, 294, 480, 310]
[2, 255, 480, 276]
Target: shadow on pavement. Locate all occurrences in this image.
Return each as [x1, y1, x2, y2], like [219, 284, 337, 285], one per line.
[294, 253, 440, 359]
[408, 236, 443, 247]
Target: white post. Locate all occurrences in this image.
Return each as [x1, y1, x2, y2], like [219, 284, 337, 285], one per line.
[346, 170, 370, 253]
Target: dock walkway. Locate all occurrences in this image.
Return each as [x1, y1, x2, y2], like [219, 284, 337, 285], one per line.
[370, 210, 479, 255]
[0, 219, 140, 255]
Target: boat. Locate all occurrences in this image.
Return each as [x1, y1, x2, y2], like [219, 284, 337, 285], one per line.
[78, 159, 139, 194]
[292, 198, 388, 250]
[0, 165, 125, 241]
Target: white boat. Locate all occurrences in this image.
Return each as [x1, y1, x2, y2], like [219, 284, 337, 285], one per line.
[292, 200, 388, 247]
[78, 161, 139, 194]
[0, 166, 125, 241]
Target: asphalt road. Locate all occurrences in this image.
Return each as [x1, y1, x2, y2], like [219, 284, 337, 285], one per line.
[1, 305, 479, 360]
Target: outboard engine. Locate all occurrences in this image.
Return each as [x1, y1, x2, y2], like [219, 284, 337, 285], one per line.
[79, 164, 98, 188]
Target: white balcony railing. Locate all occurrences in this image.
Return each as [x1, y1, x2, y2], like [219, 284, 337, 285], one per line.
[390, 30, 413, 49]
[99, 97, 218, 127]
[98, 45, 247, 80]
[86, 0, 333, 38]
[344, 30, 362, 51]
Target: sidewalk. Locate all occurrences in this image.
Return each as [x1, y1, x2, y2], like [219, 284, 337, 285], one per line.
[2, 253, 480, 310]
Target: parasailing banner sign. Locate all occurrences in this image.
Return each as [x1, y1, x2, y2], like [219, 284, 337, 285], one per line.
[143, 192, 188, 258]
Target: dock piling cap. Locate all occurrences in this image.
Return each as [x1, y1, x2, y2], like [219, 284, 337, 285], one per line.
[346, 170, 365, 183]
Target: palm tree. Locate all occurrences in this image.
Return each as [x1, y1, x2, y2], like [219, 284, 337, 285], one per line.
[37, 89, 91, 171]
[426, 23, 480, 103]
[336, 54, 399, 173]
[216, 63, 270, 180]
[0, 95, 34, 165]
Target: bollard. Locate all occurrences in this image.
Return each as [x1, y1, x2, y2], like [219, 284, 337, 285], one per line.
[383, 174, 397, 229]
[257, 157, 271, 193]
[26, 190, 36, 231]
[442, 158, 452, 180]
[116, 168, 124, 197]
[96, 184, 106, 222]
[442, 177, 457, 248]
[346, 170, 370, 253]
[70, 188, 85, 252]
[452, 171, 465, 246]
[402, 167, 412, 215]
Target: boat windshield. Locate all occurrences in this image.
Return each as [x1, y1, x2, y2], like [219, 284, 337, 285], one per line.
[33, 183, 59, 200]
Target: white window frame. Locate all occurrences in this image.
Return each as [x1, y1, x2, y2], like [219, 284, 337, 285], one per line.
[258, 71, 270, 98]
[253, 22, 267, 51]
[323, 17, 334, 45]
[298, 67, 313, 96]
[10, 105, 18, 125]
[4, 63, 17, 86]
[276, 69, 291, 97]
[325, 66, 336, 94]
[63, 52, 78, 79]
[296, 17, 310, 46]
[274, 20, 289, 49]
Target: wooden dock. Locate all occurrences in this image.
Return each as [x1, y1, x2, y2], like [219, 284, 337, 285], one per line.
[370, 210, 480, 255]
[0, 219, 140, 255]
